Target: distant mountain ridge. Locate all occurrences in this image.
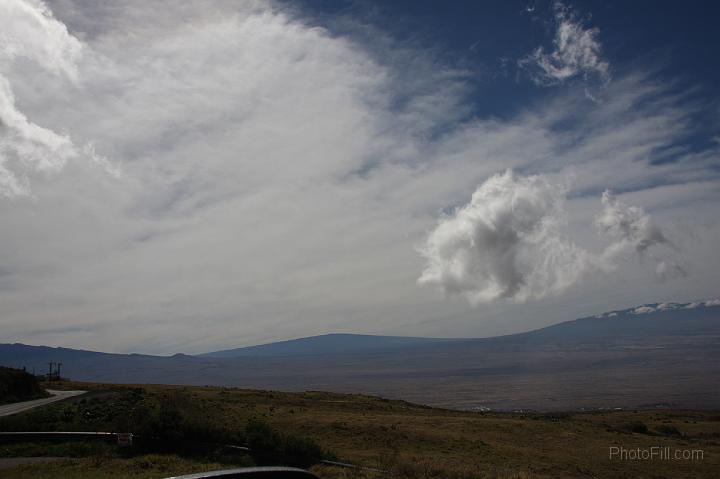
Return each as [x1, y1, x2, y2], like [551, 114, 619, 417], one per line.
[200, 299, 720, 357]
[1, 300, 718, 411]
[503, 299, 720, 344]
[199, 333, 470, 358]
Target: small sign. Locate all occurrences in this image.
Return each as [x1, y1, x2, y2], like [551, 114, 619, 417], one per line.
[116, 433, 133, 447]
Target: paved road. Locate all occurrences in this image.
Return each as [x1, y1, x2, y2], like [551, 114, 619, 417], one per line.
[0, 390, 86, 417]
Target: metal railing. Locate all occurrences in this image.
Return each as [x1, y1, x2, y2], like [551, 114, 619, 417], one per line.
[0, 431, 118, 441]
[164, 466, 319, 478]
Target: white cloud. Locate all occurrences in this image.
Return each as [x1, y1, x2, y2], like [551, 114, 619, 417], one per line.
[519, 1, 610, 87]
[418, 170, 593, 303]
[632, 306, 655, 314]
[629, 302, 688, 314]
[0, 0, 81, 80]
[596, 191, 686, 279]
[654, 260, 687, 280]
[0, 75, 75, 195]
[0, 0, 110, 197]
[418, 173, 692, 305]
[596, 191, 669, 253]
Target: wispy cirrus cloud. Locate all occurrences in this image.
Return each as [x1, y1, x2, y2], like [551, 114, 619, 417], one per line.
[0, 0, 81, 196]
[0, 0, 114, 197]
[519, 1, 610, 87]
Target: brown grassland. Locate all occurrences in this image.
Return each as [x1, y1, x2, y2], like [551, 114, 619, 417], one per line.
[0, 381, 718, 478]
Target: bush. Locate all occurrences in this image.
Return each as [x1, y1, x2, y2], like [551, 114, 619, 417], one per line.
[656, 425, 682, 437]
[245, 418, 281, 452]
[128, 391, 240, 453]
[619, 421, 648, 434]
[0, 386, 327, 467]
[0, 367, 48, 404]
[278, 434, 324, 468]
[245, 418, 323, 468]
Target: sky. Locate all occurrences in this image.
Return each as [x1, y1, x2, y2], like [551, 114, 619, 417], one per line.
[1, 0, 719, 355]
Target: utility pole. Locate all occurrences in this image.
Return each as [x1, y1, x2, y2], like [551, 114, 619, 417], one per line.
[56, 362, 62, 380]
[47, 362, 54, 380]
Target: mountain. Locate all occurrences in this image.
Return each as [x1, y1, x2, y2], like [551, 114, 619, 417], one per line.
[0, 343, 107, 373]
[508, 300, 720, 344]
[1, 300, 719, 411]
[199, 333, 469, 358]
[200, 301, 720, 357]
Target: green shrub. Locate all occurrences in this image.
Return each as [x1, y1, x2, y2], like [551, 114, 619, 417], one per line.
[245, 418, 323, 468]
[656, 425, 682, 437]
[619, 421, 648, 434]
[245, 418, 281, 452]
[0, 367, 48, 404]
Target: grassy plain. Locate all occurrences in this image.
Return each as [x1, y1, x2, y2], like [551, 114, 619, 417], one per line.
[0, 381, 718, 478]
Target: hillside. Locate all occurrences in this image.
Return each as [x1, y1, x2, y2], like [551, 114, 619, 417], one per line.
[0, 367, 48, 404]
[1, 301, 719, 411]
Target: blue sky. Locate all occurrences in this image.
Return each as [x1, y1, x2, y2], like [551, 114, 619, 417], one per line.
[0, 0, 719, 354]
[288, 0, 720, 117]
[285, 0, 720, 198]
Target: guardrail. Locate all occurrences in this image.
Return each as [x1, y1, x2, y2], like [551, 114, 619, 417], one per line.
[164, 466, 319, 478]
[319, 459, 386, 474]
[0, 431, 119, 441]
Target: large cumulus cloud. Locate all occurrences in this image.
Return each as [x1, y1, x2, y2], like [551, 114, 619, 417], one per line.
[419, 171, 686, 304]
[418, 171, 593, 303]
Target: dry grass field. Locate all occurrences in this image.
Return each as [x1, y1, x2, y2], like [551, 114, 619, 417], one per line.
[0, 381, 718, 478]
